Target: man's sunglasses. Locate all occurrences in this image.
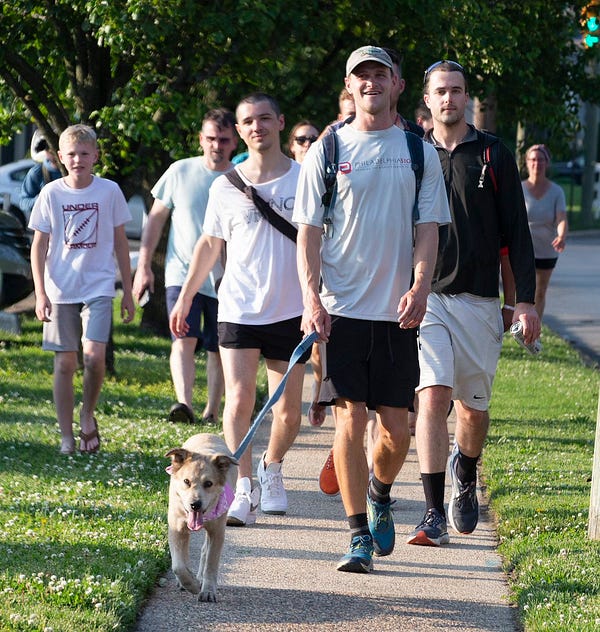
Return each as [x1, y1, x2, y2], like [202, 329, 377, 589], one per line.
[295, 135, 318, 145]
[423, 60, 465, 84]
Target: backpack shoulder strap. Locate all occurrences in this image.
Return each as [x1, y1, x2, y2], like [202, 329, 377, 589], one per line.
[478, 130, 499, 193]
[225, 170, 297, 243]
[321, 125, 340, 237]
[405, 130, 424, 222]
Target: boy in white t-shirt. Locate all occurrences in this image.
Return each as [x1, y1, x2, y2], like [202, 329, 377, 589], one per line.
[29, 124, 134, 455]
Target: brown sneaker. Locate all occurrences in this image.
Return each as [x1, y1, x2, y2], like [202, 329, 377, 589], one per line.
[319, 449, 340, 496]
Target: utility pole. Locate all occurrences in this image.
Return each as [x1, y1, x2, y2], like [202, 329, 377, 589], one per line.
[588, 387, 600, 539]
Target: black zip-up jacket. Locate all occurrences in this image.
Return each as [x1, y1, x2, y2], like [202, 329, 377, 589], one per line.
[426, 125, 536, 304]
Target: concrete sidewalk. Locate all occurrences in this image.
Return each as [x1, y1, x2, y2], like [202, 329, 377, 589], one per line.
[544, 230, 600, 367]
[135, 373, 517, 631]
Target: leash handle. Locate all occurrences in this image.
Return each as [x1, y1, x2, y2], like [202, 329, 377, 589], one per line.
[233, 331, 318, 461]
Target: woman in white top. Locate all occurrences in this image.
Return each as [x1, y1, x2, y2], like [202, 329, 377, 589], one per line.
[522, 144, 568, 320]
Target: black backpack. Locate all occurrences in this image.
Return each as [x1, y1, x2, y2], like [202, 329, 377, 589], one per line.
[320, 121, 424, 237]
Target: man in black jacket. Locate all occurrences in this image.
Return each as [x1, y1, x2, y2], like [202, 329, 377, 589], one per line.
[407, 60, 541, 547]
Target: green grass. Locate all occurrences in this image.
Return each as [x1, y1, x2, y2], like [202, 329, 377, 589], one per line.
[0, 301, 267, 631]
[0, 301, 598, 630]
[487, 328, 600, 631]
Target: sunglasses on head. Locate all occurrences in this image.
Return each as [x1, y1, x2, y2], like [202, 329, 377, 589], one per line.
[423, 60, 465, 84]
[295, 135, 318, 145]
[527, 144, 550, 161]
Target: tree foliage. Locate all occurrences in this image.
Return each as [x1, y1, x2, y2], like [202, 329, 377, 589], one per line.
[1, 1, 597, 326]
[1, 0, 597, 188]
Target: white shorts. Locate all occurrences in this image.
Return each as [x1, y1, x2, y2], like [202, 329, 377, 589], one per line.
[416, 293, 503, 411]
[42, 297, 113, 352]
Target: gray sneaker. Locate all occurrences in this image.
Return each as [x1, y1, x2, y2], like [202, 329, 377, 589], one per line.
[406, 508, 450, 546]
[448, 442, 479, 534]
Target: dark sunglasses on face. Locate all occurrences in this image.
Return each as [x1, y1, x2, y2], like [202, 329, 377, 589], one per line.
[423, 60, 465, 85]
[295, 135, 318, 145]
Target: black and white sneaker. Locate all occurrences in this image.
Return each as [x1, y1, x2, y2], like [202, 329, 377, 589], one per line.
[406, 508, 450, 546]
[448, 442, 479, 534]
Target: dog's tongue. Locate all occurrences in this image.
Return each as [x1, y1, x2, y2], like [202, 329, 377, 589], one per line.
[188, 510, 204, 531]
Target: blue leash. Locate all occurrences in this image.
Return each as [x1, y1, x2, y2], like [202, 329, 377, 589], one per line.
[233, 330, 318, 461]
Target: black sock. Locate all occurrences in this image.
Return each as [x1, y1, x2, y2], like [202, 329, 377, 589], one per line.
[456, 450, 479, 484]
[421, 472, 446, 516]
[368, 475, 392, 504]
[348, 513, 369, 538]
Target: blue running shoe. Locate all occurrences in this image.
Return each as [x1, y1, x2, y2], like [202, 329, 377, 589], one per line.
[448, 442, 479, 534]
[406, 508, 450, 546]
[336, 534, 374, 573]
[366, 494, 395, 556]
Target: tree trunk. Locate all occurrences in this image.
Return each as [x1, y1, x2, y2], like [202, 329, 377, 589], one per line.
[140, 216, 171, 338]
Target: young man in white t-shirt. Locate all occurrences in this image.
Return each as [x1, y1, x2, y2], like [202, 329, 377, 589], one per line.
[29, 124, 134, 456]
[133, 109, 238, 426]
[293, 46, 451, 573]
[169, 93, 309, 526]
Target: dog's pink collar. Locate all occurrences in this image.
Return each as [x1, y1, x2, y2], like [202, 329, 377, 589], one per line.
[204, 483, 234, 521]
[166, 466, 235, 528]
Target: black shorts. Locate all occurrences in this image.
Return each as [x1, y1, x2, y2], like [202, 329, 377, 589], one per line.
[535, 257, 558, 270]
[320, 317, 418, 410]
[218, 316, 310, 363]
[166, 287, 219, 351]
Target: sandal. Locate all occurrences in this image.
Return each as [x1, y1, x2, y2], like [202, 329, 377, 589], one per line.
[60, 438, 75, 455]
[168, 402, 196, 424]
[79, 417, 101, 453]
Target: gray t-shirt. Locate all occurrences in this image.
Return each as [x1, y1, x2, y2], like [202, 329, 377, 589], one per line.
[522, 181, 566, 259]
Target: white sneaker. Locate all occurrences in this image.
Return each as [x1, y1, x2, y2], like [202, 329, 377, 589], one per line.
[257, 453, 287, 515]
[226, 477, 259, 526]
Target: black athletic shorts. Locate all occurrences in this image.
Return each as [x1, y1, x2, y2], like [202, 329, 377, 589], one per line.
[535, 257, 558, 270]
[218, 316, 310, 363]
[319, 316, 418, 410]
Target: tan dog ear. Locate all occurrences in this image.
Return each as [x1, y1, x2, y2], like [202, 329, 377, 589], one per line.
[212, 454, 239, 473]
[165, 448, 191, 471]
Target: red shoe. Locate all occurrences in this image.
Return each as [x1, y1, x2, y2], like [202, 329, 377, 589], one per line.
[319, 449, 340, 496]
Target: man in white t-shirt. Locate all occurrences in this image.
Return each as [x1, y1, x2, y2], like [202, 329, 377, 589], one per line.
[293, 46, 451, 573]
[169, 93, 309, 526]
[133, 109, 238, 426]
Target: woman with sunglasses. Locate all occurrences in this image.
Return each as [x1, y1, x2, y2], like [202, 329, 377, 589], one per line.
[287, 120, 320, 164]
[522, 144, 568, 320]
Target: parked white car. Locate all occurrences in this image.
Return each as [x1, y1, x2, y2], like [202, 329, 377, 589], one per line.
[0, 158, 35, 214]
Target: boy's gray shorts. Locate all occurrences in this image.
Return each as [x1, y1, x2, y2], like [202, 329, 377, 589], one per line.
[42, 296, 113, 352]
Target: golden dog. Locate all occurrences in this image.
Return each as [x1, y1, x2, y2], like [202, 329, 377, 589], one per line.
[166, 433, 238, 602]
